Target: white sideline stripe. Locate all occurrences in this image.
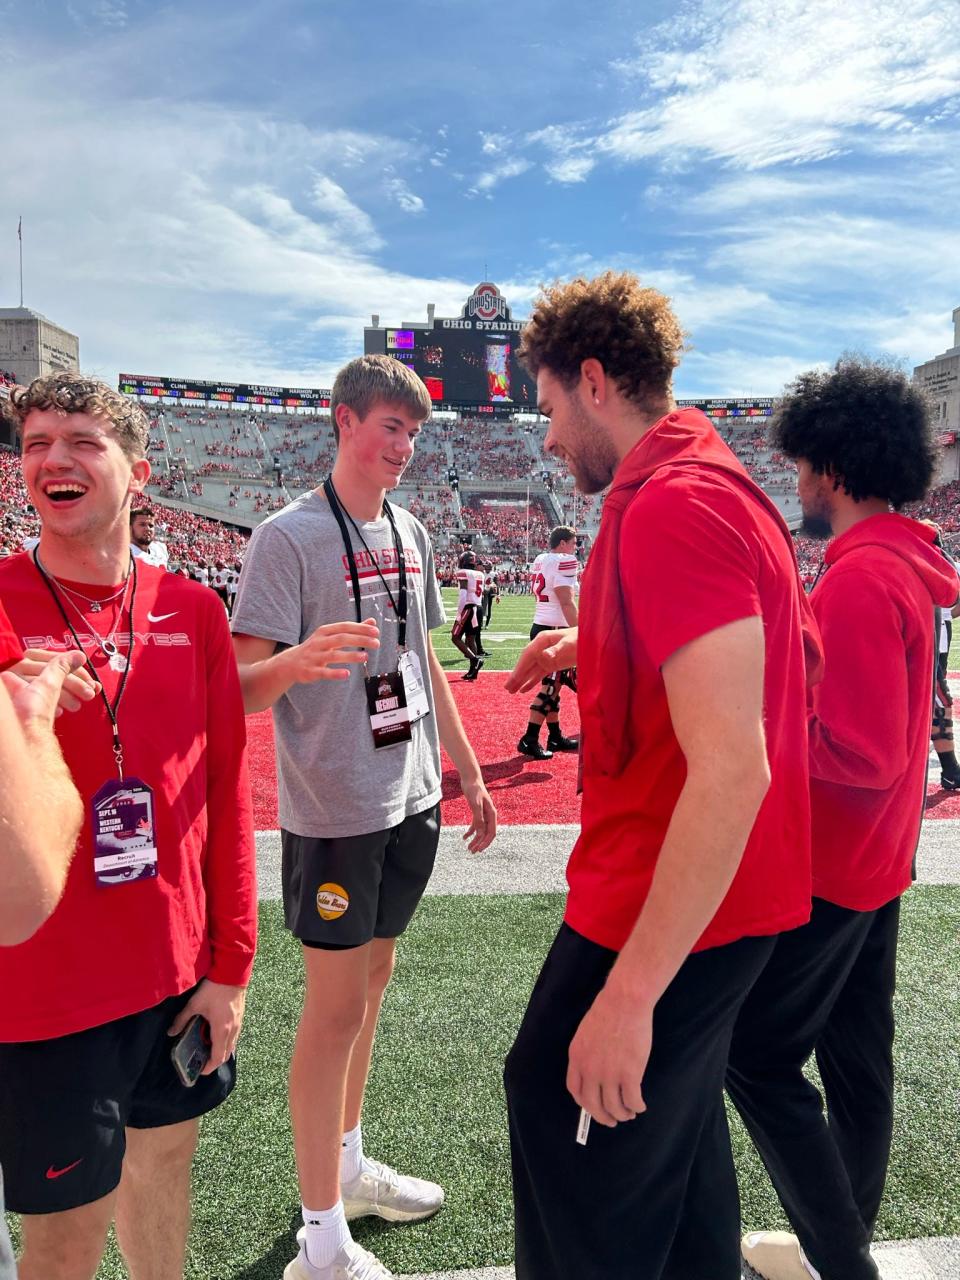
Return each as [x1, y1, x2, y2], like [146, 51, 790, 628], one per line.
[398, 1238, 958, 1280]
[255, 819, 960, 902]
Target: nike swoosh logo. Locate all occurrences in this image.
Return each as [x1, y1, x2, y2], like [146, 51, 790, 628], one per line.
[147, 611, 178, 623]
[46, 1159, 83, 1180]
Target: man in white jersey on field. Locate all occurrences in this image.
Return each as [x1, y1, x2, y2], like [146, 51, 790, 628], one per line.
[518, 526, 579, 760]
[451, 549, 485, 681]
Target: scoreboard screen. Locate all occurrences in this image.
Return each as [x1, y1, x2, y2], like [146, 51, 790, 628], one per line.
[367, 326, 538, 414]
[118, 374, 332, 410]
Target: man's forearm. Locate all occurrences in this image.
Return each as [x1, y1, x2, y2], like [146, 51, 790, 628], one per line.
[237, 649, 297, 715]
[606, 761, 769, 1008]
[430, 650, 482, 781]
[0, 721, 81, 944]
[561, 603, 579, 628]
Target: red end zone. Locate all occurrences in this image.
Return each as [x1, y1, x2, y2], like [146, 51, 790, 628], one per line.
[245, 673, 960, 830]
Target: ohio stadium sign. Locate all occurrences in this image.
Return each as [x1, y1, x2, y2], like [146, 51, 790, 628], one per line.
[442, 283, 524, 332]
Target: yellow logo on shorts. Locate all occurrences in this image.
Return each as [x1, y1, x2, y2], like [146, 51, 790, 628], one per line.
[316, 883, 350, 921]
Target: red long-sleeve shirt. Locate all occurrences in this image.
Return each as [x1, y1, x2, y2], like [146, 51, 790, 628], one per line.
[0, 600, 20, 667]
[0, 552, 257, 1042]
[807, 515, 959, 910]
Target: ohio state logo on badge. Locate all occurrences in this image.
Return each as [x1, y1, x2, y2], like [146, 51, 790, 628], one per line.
[316, 883, 349, 921]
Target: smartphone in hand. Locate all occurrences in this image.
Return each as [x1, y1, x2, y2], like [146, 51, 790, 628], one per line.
[170, 1014, 212, 1087]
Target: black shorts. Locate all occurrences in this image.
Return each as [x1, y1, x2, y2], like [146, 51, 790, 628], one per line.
[281, 804, 441, 949]
[529, 622, 561, 641]
[452, 605, 481, 639]
[0, 984, 235, 1215]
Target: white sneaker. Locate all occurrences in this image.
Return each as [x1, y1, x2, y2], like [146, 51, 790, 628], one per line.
[282, 1231, 393, 1280]
[341, 1158, 445, 1223]
[742, 1231, 817, 1280]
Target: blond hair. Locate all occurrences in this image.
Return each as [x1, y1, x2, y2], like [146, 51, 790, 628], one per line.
[330, 355, 432, 443]
[519, 271, 687, 414]
[7, 371, 149, 460]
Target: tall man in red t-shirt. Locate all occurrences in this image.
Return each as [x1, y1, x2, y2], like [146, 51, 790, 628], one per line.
[0, 373, 257, 1280]
[504, 272, 820, 1280]
[732, 361, 957, 1280]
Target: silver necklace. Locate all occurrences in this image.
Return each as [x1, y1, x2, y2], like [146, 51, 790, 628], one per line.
[44, 568, 133, 670]
[52, 577, 128, 613]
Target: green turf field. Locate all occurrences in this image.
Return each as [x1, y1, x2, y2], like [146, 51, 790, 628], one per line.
[434, 588, 960, 675]
[12, 889, 957, 1279]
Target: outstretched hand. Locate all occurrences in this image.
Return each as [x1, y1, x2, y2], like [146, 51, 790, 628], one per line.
[505, 628, 578, 695]
[1, 650, 92, 726]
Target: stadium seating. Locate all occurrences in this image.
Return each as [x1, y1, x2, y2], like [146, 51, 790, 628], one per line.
[4, 402, 957, 578]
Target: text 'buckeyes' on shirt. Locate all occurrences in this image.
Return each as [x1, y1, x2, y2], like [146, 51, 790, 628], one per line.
[231, 490, 447, 840]
[531, 552, 579, 628]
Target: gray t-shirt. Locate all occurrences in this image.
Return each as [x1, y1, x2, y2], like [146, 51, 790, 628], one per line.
[232, 490, 447, 838]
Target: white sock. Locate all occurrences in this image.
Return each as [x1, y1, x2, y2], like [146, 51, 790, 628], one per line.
[340, 1123, 364, 1183]
[302, 1202, 350, 1269]
[799, 1246, 822, 1280]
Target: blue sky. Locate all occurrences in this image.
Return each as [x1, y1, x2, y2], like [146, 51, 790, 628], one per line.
[2, 0, 958, 397]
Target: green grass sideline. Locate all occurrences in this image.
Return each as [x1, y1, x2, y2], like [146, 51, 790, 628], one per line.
[10, 888, 957, 1278]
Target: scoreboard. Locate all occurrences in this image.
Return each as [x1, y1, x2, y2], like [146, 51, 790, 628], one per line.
[118, 374, 331, 410]
[677, 398, 775, 417]
[365, 283, 538, 415]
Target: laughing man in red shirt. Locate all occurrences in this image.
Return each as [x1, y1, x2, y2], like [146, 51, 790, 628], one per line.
[503, 273, 820, 1280]
[0, 373, 257, 1280]
[733, 360, 958, 1280]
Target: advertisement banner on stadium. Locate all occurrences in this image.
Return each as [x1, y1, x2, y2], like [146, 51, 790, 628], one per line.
[118, 374, 332, 409]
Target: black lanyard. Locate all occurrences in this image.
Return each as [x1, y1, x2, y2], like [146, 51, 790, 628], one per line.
[324, 477, 408, 649]
[32, 549, 137, 780]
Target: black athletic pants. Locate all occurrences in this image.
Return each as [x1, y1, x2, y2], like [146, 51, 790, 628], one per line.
[504, 922, 775, 1280]
[675, 896, 898, 1280]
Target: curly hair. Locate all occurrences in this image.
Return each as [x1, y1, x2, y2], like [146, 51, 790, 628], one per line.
[518, 271, 687, 413]
[770, 357, 937, 508]
[6, 370, 149, 460]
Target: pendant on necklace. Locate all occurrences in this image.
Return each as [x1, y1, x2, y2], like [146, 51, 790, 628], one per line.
[90, 602, 103, 613]
[108, 651, 127, 673]
[101, 639, 119, 658]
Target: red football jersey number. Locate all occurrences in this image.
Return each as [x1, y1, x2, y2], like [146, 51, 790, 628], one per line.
[532, 572, 549, 602]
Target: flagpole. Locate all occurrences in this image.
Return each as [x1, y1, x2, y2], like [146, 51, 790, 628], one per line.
[18, 217, 23, 307]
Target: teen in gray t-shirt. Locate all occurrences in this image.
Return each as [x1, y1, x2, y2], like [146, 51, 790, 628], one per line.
[231, 489, 447, 838]
[232, 358, 496, 1280]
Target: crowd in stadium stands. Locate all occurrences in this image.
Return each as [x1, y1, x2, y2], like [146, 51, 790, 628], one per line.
[911, 478, 960, 533]
[0, 449, 39, 555]
[3, 395, 957, 590]
[460, 495, 551, 559]
[0, 369, 17, 387]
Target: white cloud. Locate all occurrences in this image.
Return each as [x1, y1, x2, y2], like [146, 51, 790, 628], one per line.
[385, 176, 426, 215]
[469, 158, 533, 197]
[680, 349, 832, 399]
[602, 0, 960, 170]
[0, 69, 476, 384]
[526, 125, 597, 184]
[479, 131, 508, 156]
[306, 177, 381, 248]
